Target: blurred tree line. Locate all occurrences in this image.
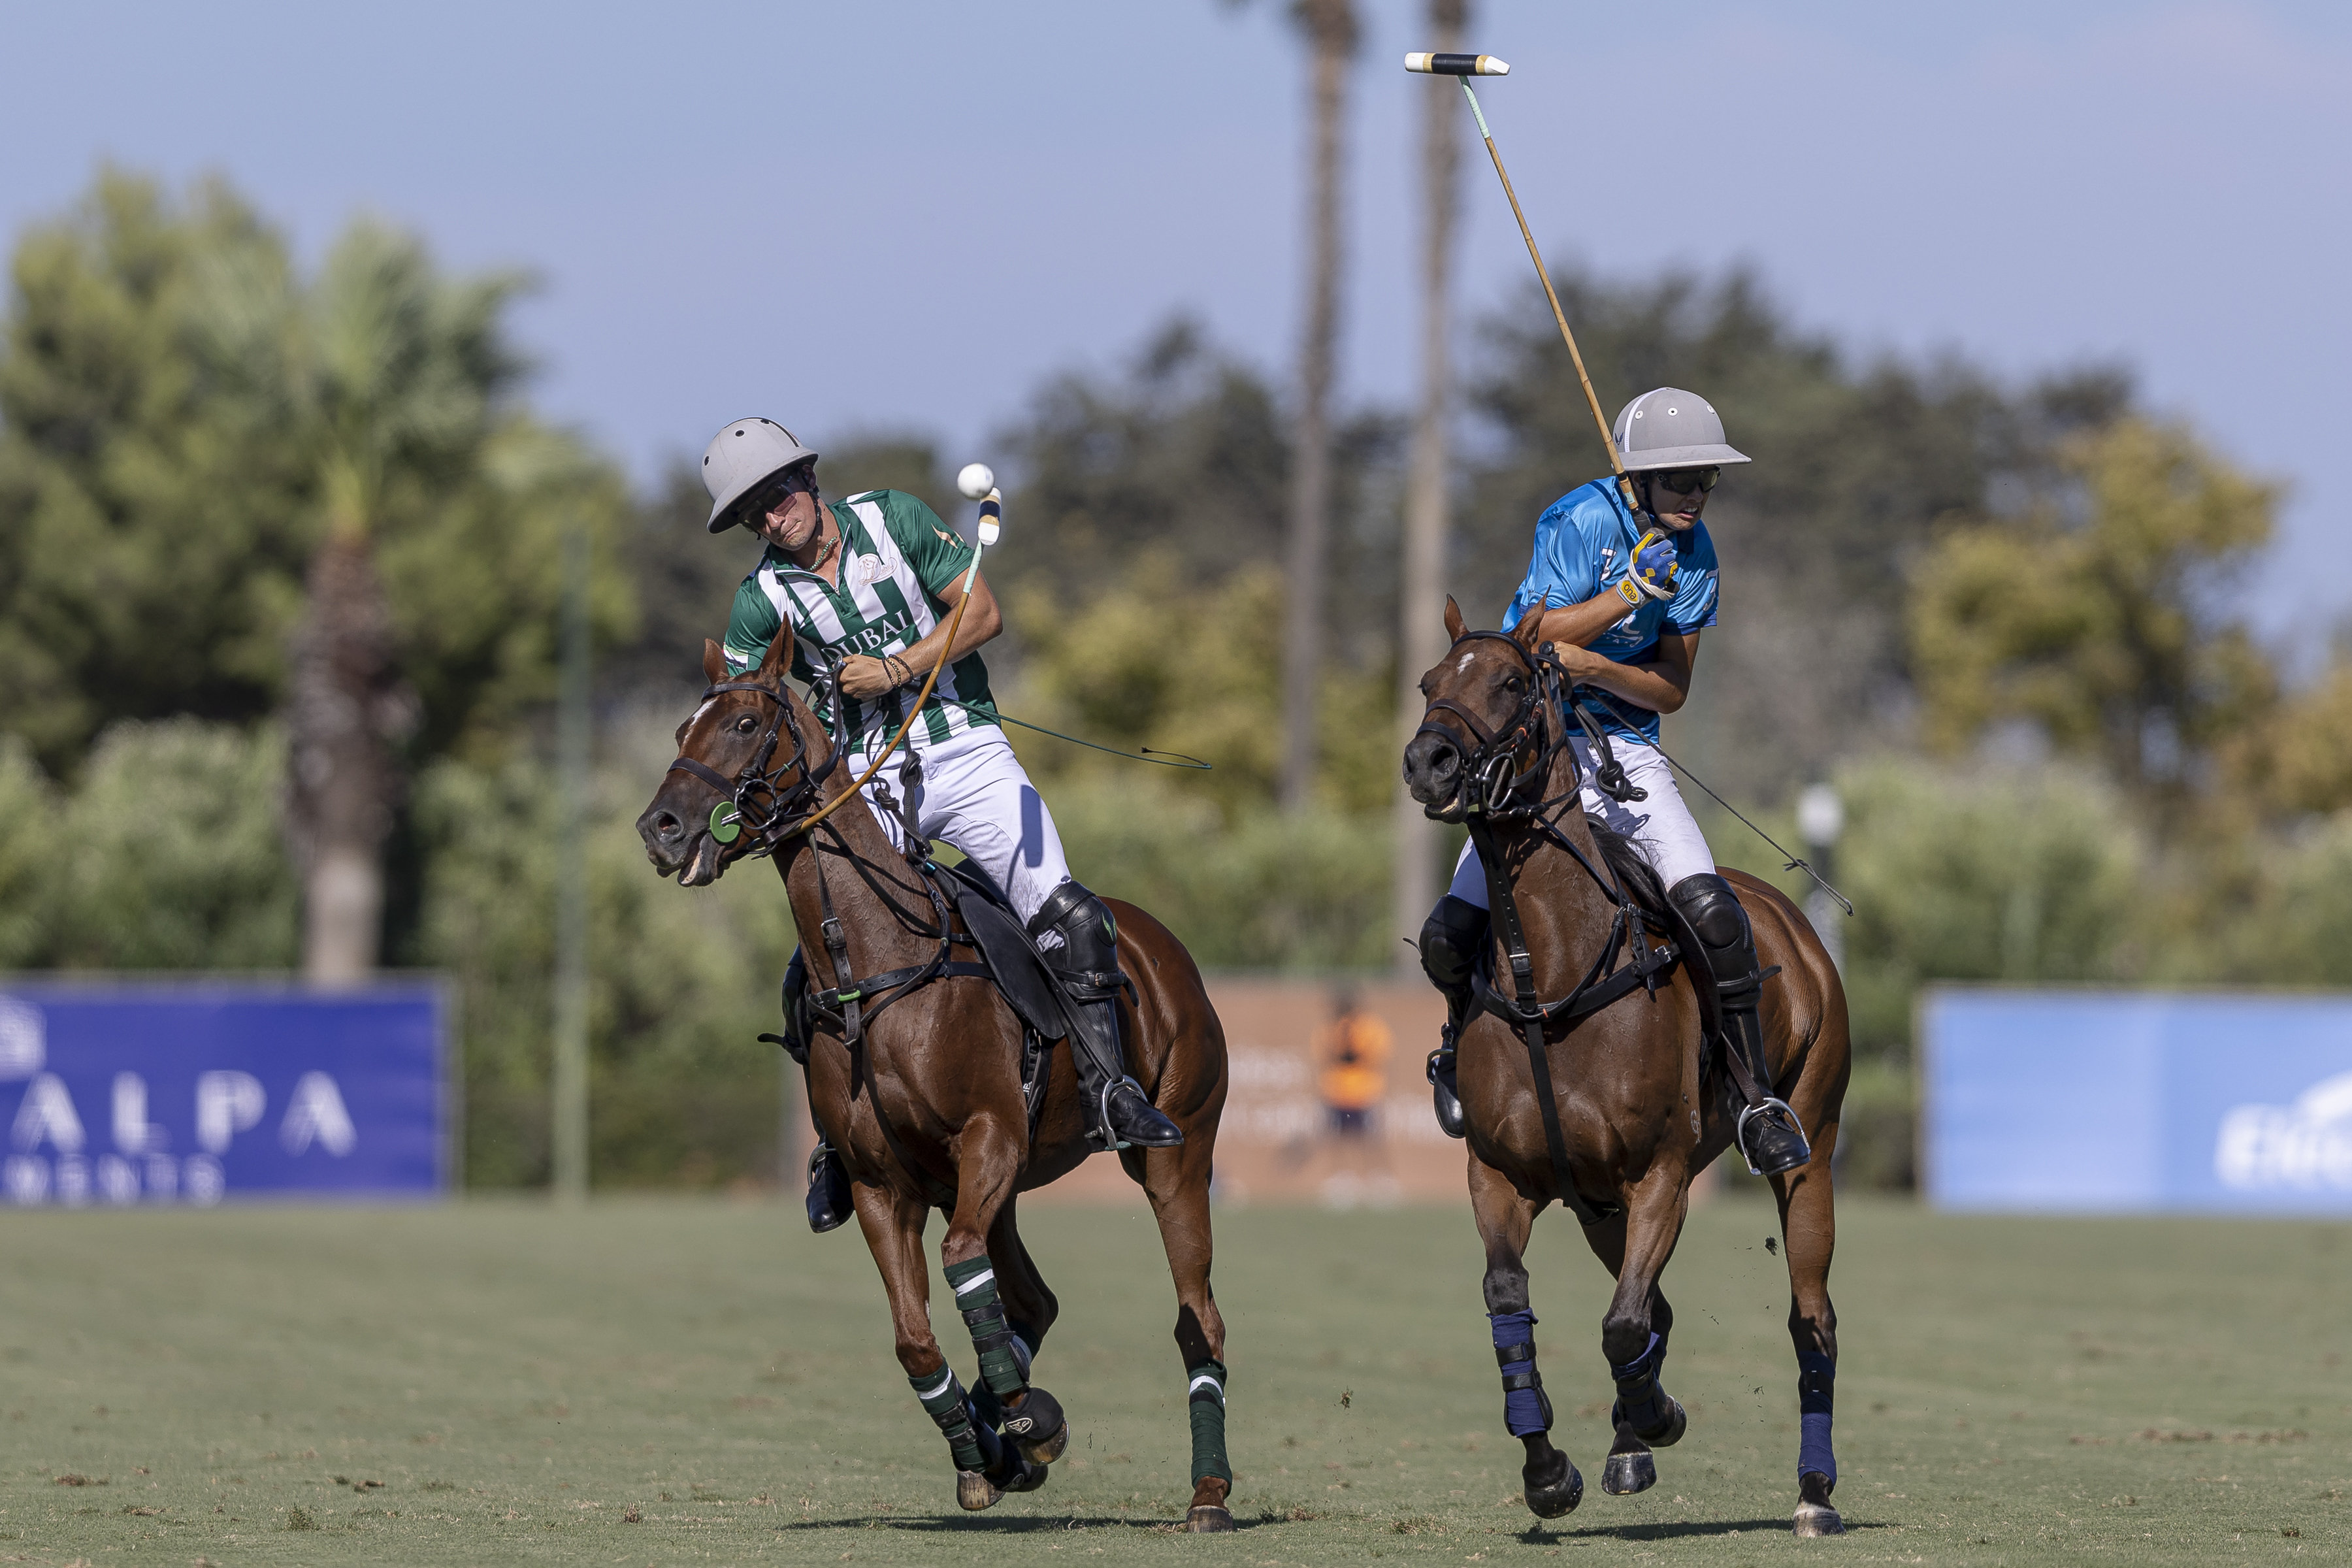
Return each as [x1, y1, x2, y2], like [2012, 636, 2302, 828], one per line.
[10, 170, 2352, 1191]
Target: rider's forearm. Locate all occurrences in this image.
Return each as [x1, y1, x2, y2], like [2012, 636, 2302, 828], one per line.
[1533, 594, 1639, 650]
[1574, 657, 1690, 715]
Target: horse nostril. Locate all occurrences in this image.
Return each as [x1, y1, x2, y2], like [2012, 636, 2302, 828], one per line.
[1404, 733, 1462, 788]
[652, 810, 682, 843]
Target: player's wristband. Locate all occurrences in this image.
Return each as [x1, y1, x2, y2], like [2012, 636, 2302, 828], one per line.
[1612, 577, 1644, 608]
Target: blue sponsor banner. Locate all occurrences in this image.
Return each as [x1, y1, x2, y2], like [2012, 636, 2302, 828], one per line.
[0, 979, 449, 1206]
[1923, 987, 2352, 1214]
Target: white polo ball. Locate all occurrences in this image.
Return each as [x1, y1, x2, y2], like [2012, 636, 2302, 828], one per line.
[956, 463, 996, 500]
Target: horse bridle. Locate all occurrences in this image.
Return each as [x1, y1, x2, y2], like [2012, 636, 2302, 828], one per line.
[1415, 630, 1654, 825]
[1418, 632, 1562, 820]
[664, 656, 848, 854]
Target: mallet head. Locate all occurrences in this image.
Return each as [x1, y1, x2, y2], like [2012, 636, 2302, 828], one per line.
[1405, 52, 1509, 76]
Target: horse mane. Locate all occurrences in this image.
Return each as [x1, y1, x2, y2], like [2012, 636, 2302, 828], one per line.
[1586, 817, 1669, 917]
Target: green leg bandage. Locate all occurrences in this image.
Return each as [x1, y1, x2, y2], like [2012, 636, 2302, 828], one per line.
[1187, 1359, 1232, 1485]
[910, 1365, 987, 1472]
[945, 1256, 1027, 1400]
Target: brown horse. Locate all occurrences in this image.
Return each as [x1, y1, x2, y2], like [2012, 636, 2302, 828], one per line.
[634, 632, 1236, 1529]
[1401, 601, 1851, 1538]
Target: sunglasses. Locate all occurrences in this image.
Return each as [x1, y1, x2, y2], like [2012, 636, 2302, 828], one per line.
[1646, 466, 1720, 496]
[743, 464, 816, 522]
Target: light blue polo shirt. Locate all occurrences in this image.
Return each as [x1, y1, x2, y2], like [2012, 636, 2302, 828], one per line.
[1500, 478, 1720, 745]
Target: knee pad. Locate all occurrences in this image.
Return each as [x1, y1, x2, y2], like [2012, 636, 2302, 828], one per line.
[1028, 879, 1118, 972]
[1418, 895, 1488, 990]
[776, 946, 810, 1064]
[1667, 874, 1748, 952]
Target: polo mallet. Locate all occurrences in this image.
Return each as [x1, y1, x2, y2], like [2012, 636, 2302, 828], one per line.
[777, 464, 1002, 841]
[1406, 52, 1643, 520]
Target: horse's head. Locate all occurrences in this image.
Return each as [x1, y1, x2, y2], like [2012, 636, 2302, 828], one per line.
[1403, 597, 1554, 823]
[635, 630, 833, 887]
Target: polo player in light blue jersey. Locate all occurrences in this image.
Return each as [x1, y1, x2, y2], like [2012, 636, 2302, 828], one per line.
[1418, 388, 1813, 1177]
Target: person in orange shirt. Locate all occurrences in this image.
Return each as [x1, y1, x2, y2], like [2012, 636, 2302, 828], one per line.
[1313, 989, 1396, 1205]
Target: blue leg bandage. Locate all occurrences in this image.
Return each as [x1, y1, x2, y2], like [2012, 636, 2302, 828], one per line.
[1796, 1350, 1836, 1482]
[1490, 1311, 1552, 1437]
[1610, 1331, 1669, 1431]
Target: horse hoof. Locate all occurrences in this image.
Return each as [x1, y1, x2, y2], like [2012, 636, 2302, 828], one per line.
[1794, 1501, 1845, 1537]
[1186, 1505, 1237, 1533]
[956, 1468, 1005, 1511]
[1004, 1386, 1068, 1464]
[1522, 1452, 1584, 1518]
[1601, 1450, 1657, 1496]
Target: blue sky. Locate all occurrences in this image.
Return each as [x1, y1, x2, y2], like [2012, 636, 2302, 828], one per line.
[5, 1, 2347, 644]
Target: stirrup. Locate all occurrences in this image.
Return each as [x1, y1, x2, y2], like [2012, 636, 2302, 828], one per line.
[1094, 1076, 1182, 1152]
[1734, 1096, 1812, 1177]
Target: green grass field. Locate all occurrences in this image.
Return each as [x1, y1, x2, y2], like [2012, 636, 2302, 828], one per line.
[3, 1192, 2346, 1565]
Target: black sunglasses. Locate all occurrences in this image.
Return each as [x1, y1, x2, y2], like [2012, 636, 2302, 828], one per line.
[1646, 466, 1720, 497]
[742, 464, 816, 523]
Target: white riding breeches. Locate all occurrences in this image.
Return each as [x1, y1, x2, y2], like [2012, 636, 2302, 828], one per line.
[849, 727, 1071, 926]
[1446, 734, 1716, 911]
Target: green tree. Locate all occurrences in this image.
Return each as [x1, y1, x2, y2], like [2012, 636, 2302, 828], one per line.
[0, 171, 638, 974]
[0, 172, 311, 772]
[1909, 417, 2278, 821]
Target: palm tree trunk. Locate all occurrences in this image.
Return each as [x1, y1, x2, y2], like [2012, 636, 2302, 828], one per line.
[1279, 0, 1358, 813]
[288, 533, 414, 984]
[1394, 0, 1468, 969]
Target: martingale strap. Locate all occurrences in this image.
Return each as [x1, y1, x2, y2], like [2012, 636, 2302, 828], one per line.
[1471, 818, 1605, 1228]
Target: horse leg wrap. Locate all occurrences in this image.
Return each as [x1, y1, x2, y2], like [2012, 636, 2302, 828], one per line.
[945, 1256, 1029, 1402]
[910, 1365, 988, 1473]
[1187, 1359, 1233, 1485]
[1490, 1311, 1554, 1437]
[1797, 1350, 1837, 1484]
[1610, 1331, 1671, 1435]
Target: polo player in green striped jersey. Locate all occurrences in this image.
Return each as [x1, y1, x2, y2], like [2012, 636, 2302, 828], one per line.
[701, 418, 1183, 1231]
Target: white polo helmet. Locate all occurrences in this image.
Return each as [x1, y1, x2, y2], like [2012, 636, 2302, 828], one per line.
[1612, 389, 1750, 472]
[701, 417, 819, 534]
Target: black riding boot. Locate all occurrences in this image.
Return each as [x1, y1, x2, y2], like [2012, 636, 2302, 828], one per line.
[1027, 881, 1183, 1151]
[1668, 874, 1812, 1177]
[776, 945, 854, 1233]
[1418, 894, 1486, 1139]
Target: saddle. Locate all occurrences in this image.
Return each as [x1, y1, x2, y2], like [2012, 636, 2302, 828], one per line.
[783, 857, 1075, 1141]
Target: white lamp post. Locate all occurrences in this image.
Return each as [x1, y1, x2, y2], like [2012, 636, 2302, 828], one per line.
[1795, 783, 1846, 975]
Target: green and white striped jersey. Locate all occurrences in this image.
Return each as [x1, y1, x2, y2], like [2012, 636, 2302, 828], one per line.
[722, 489, 1000, 757]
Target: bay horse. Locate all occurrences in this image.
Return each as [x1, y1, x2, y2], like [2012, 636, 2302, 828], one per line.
[634, 632, 1236, 1529]
[1401, 600, 1851, 1538]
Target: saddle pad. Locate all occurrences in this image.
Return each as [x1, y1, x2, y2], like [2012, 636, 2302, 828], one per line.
[938, 864, 1070, 1043]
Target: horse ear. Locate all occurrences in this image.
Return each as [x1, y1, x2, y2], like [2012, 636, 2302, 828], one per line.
[701, 638, 729, 685]
[759, 625, 794, 677]
[1444, 596, 1468, 643]
[1511, 606, 1547, 649]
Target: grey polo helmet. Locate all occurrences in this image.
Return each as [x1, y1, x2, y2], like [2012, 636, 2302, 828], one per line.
[1612, 388, 1749, 472]
[701, 417, 819, 534]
